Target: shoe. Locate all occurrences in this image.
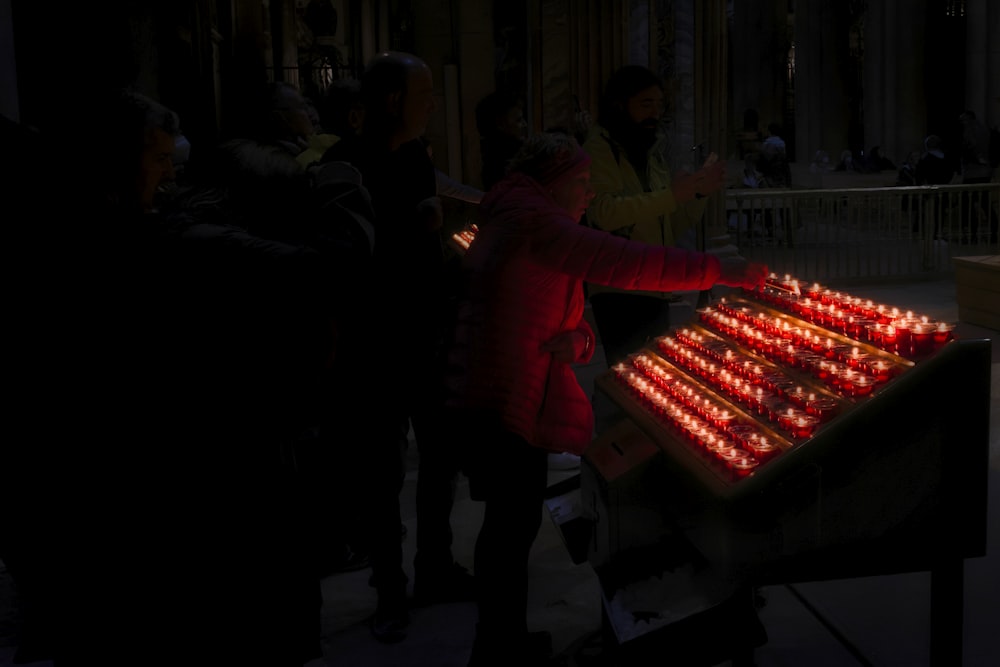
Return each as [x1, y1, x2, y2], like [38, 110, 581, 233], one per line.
[370, 601, 410, 644]
[412, 561, 476, 606]
[547, 452, 581, 471]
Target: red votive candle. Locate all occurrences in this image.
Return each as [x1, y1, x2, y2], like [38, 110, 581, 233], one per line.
[849, 374, 875, 397]
[777, 407, 801, 430]
[746, 434, 779, 461]
[728, 452, 759, 481]
[715, 445, 743, 466]
[891, 318, 914, 355]
[866, 323, 885, 346]
[788, 413, 820, 438]
[806, 397, 838, 421]
[727, 423, 757, 446]
[870, 360, 893, 383]
[933, 322, 956, 345]
[911, 321, 936, 354]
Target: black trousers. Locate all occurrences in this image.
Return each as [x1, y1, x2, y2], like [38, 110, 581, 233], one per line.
[470, 429, 548, 643]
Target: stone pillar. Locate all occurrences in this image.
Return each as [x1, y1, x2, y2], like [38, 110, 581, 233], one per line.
[793, 0, 853, 165]
[454, 0, 495, 186]
[965, 0, 1000, 126]
[863, 0, 928, 166]
[411, 0, 494, 186]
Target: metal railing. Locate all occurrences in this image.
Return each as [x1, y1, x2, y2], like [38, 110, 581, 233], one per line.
[722, 183, 1000, 283]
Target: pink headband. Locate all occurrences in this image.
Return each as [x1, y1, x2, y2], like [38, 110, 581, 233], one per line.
[535, 147, 592, 187]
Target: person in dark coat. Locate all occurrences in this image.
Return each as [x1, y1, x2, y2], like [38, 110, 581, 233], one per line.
[9, 89, 337, 667]
[321, 50, 474, 643]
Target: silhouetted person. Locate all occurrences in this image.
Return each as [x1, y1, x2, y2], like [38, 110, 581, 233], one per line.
[321, 50, 474, 643]
[475, 90, 528, 190]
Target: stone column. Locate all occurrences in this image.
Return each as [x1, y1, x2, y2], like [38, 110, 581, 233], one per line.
[862, 0, 928, 166]
[965, 0, 1000, 125]
[793, 0, 854, 165]
[411, 0, 494, 186]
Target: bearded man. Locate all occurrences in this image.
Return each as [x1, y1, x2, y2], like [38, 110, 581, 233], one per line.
[581, 65, 728, 366]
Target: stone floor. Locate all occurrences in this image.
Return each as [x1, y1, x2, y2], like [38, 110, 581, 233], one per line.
[2, 277, 998, 667]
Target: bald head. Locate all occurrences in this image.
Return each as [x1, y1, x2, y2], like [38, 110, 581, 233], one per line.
[361, 51, 435, 149]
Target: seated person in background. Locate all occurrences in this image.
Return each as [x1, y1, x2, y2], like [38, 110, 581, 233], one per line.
[915, 135, 954, 185]
[758, 122, 791, 188]
[896, 150, 921, 187]
[743, 153, 765, 188]
[835, 149, 858, 172]
[864, 145, 896, 172]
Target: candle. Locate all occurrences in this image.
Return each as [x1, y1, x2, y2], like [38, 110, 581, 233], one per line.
[933, 321, 956, 345]
[746, 434, 779, 461]
[882, 324, 897, 347]
[713, 409, 735, 430]
[728, 452, 759, 480]
[849, 374, 875, 397]
[911, 321, 936, 355]
[778, 407, 801, 430]
[706, 436, 735, 458]
[870, 360, 892, 383]
[891, 317, 914, 355]
[716, 445, 743, 466]
[866, 323, 885, 346]
[806, 397, 838, 421]
[727, 423, 756, 446]
[788, 413, 820, 438]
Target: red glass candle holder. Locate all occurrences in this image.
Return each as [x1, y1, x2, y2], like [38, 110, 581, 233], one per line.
[806, 397, 838, 422]
[933, 322, 956, 345]
[849, 374, 875, 397]
[715, 445, 743, 466]
[911, 322, 936, 355]
[726, 423, 757, 446]
[727, 451, 759, 480]
[745, 434, 779, 461]
[866, 323, 885, 346]
[705, 436, 736, 459]
[787, 413, 820, 438]
[870, 360, 893, 383]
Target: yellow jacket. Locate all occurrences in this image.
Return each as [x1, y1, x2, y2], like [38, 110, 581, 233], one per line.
[581, 124, 707, 298]
[296, 133, 341, 168]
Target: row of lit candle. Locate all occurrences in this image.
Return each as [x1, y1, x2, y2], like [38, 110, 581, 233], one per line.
[629, 347, 822, 447]
[749, 274, 956, 357]
[697, 308, 886, 397]
[655, 333, 839, 429]
[611, 361, 776, 480]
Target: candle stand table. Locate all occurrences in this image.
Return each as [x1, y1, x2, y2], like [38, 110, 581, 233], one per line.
[579, 279, 991, 667]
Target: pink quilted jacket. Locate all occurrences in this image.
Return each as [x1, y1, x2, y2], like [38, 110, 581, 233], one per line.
[446, 172, 722, 454]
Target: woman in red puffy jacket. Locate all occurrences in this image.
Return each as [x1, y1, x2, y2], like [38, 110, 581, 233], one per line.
[445, 131, 767, 667]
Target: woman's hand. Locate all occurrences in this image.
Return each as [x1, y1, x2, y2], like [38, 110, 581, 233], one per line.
[540, 330, 590, 363]
[718, 256, 768, 290]
[673, 157, 727, 204]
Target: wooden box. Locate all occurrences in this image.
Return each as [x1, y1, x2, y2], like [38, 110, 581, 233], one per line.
[953, 255, 1000, 331]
